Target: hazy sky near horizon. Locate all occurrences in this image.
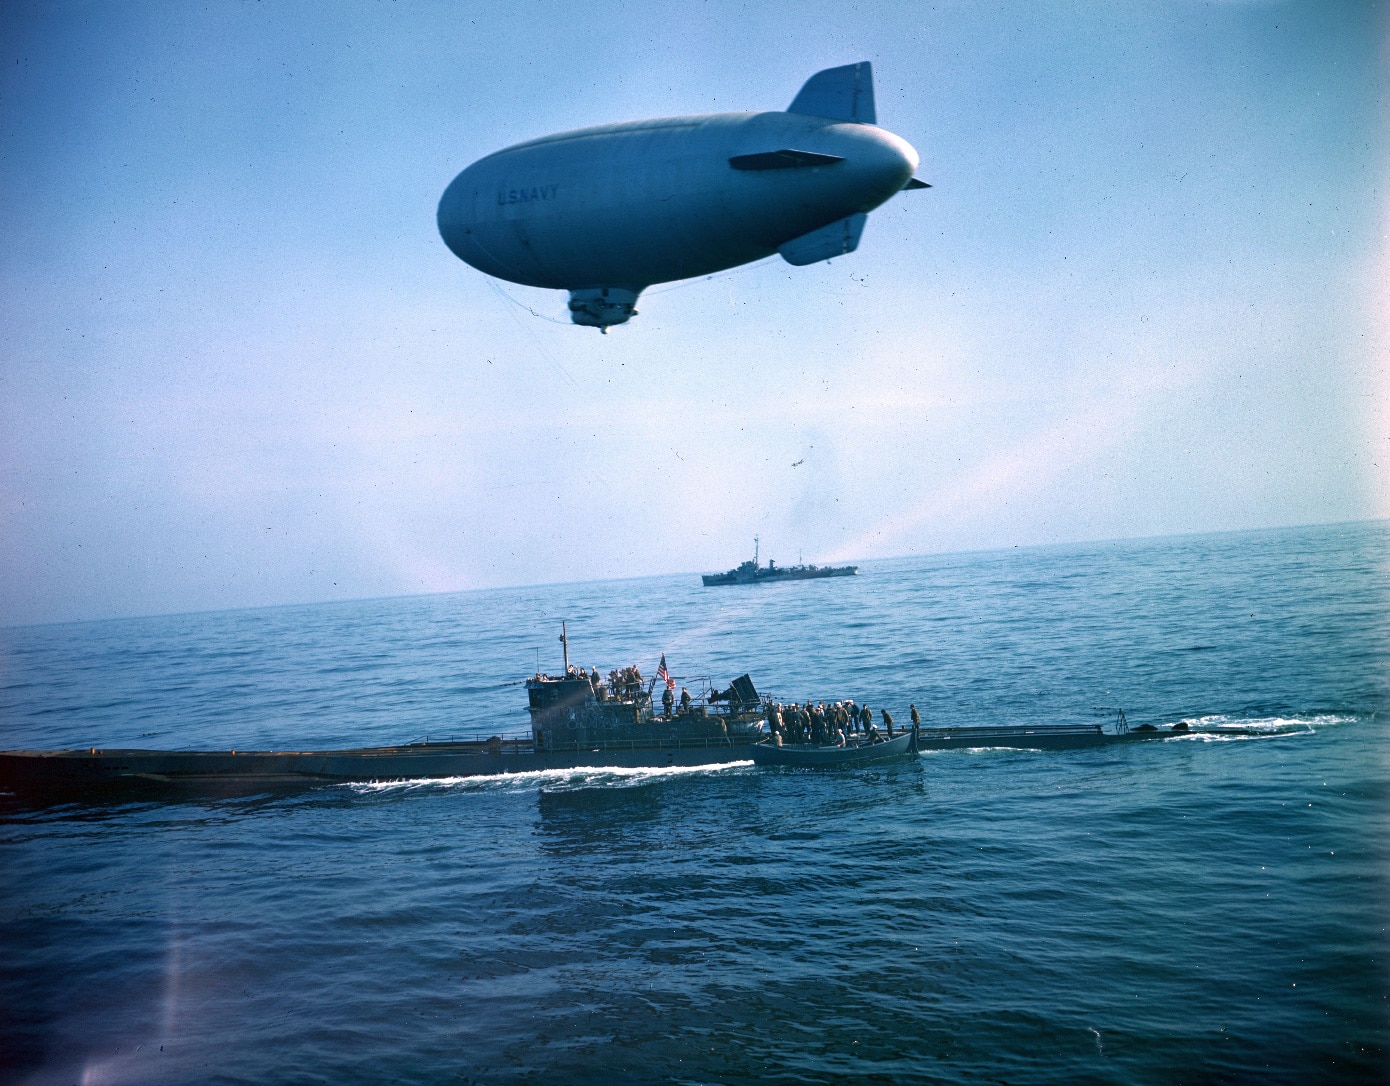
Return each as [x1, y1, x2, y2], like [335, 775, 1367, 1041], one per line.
[1, 0, 1385, 624]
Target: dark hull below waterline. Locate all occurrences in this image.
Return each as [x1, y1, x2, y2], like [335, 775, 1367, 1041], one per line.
[0, 739, 759, 802]
[0, 725, 1227, 802]
[912, 724, 1213, 750]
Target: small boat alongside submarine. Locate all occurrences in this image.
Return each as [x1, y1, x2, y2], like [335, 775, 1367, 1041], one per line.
[746, 710, 1212, 766]
[752, 728, 918, 767]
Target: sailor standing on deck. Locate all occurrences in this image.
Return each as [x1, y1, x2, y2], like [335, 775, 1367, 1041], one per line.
[662, 684, 674, 718]
[679, 686, 692, 713]
[882, 708, 895, 738]
[910, 704, 921, 728]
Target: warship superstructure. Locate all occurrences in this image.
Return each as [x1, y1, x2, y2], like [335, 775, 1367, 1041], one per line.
[702, 538, 857, 586]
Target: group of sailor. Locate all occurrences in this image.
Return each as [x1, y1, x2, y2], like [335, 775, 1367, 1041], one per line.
[560, 664, 931, 745]
[765, 700, 921, 747]
[563, 663, 648, 702]
[608, 664, 645, 699]
[558, 663, 711, 718]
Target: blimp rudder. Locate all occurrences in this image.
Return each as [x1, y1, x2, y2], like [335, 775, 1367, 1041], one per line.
[437, 61, 928, 330]
[786, 61, 876, 124]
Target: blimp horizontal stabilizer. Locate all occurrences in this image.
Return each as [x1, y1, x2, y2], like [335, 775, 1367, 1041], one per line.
[788, 61, 876, 124]
[779, 213, 867, 266]
[437, 61, 927, 329]
[729, 149, 846, 170]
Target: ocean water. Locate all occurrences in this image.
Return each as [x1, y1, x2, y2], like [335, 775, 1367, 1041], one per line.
[1, 522, 1386, 1084]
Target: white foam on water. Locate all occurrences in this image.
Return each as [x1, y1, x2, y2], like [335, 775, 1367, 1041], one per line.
[918, 745, 1037, 757]
[344, 759, 755, 795]
[1162, 712, 1359, 742]
[910, 713, 1366, 752]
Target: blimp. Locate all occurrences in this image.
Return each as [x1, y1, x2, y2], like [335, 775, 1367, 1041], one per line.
[437, 62, 927, 331]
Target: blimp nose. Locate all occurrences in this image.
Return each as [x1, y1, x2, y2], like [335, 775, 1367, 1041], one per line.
[879, 129, 920, 182]
[839, 125, 918, 206]
[437, 175, 471, 260]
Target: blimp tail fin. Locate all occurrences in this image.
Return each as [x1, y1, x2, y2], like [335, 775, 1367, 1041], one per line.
[778, 213, 867, 266]
[788, 62, 875, 125]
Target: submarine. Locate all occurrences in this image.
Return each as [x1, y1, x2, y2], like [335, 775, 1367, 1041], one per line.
[0, 631, 1228, 803]
[437, 62, 928, 330]
[0, 631, 767, 800]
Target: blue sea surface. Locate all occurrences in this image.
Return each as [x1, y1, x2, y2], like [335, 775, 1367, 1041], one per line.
[1, 522, 1387, 1084]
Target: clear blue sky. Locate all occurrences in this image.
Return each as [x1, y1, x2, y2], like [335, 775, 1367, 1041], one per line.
[1, 0, 1385, 624]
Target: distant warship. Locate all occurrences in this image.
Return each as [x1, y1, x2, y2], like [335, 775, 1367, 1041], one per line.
[702, 538, 857, 586]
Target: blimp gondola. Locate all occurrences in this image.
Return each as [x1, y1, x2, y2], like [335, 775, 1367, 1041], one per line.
[437, 62, 928, 330]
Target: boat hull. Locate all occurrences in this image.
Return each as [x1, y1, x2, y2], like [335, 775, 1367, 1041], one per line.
[702, 565, 858, 586]
[0, 724, 1224, 802]
[0, 737, 758, 802]
[913, 724, 1155, 750]
[751, 730, 915, 767]
[910, 723, 1232, 750]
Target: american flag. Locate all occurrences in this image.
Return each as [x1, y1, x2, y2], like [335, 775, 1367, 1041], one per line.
[657, 654, 675, 690]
